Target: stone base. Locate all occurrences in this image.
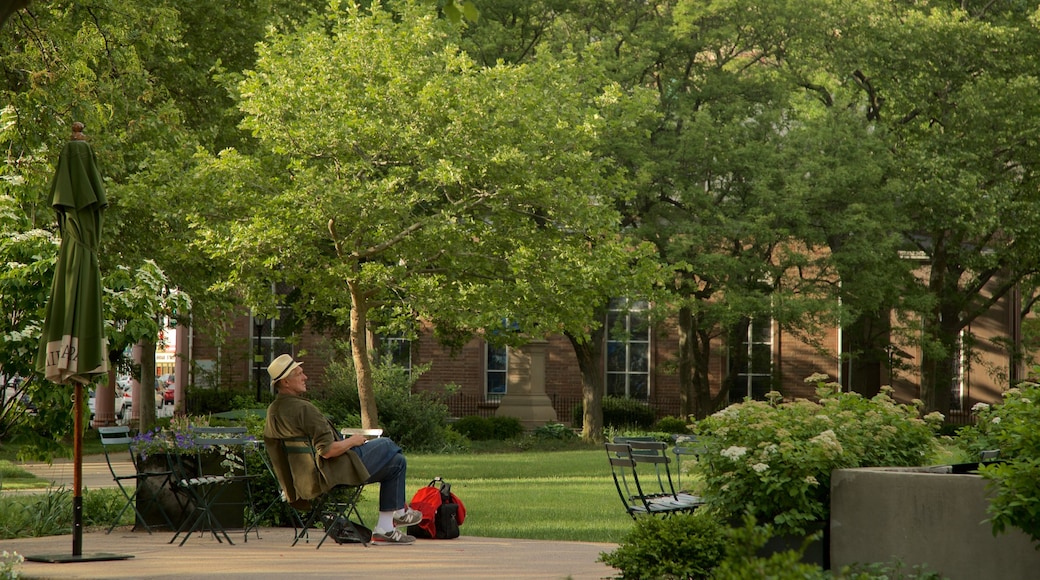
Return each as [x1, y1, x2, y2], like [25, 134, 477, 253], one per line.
[495, 394, 558, 431]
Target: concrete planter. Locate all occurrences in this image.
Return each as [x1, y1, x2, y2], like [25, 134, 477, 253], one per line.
[830, 467, 1040, 580]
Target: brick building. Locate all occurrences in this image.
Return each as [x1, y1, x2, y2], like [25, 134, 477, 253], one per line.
[179, 285, 1020, 425]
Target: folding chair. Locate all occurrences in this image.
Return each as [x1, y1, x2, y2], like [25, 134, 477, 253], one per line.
[97, 426, 176, 534]
[625, 439, 703, 509]
[264, 435, 369, 549]
[605, 442, 701, 520]
[166, 426, 257, 546]
[671, 434, 707, 490]
[253, 439, 306, 536]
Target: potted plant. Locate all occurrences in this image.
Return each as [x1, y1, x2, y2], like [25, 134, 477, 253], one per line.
[693, 375, 943, 567]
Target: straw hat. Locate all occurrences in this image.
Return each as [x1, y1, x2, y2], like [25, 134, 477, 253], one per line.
[267, 354, 302, 388]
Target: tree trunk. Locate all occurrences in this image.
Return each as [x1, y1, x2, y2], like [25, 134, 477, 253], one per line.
[920, 304, 961, 414]
[677, 306, 695, 419]
[348, 280, 379, 429]
[566, 327, 605, 443]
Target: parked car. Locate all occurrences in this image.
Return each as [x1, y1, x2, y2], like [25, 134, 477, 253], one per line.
[88, 387, 130, 420]
[157, 374, 175, 405]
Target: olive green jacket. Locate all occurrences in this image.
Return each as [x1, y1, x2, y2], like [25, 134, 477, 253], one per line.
[263, 394, 370, 508]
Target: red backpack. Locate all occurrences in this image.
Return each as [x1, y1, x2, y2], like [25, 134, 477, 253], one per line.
[408, 477, 466, 539]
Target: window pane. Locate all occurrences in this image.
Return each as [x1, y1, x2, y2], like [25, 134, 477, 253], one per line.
[629, 343, 649, 372]
[751, 319, 772, 343]
[487, 345, 507, 371]
[487, 373, 506, 395]
[628, 312, 649, 340]
[750, 343, 772, 372]
[629, 375, 649, 400]
[606, 342, 626, 372]
[606, 374, 627, 397]
[750, 376, 772, 401]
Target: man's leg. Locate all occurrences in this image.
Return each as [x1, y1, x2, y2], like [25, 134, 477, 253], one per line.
[352, 438, 419, 542]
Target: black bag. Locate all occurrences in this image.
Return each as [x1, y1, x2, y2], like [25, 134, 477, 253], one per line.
[325, 515, 373, 544]
[408, 477, 465, 539]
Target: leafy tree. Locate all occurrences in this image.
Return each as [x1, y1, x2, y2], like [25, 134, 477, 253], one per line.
[824, 1, 1040, 412]
[199, 0, 655, 429]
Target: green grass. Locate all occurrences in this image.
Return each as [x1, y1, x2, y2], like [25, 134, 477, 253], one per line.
[354, 449, 634, 544]
[0, 460, 50, 490]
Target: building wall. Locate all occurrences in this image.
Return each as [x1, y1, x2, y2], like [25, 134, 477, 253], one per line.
[185, 288, 1021, 419]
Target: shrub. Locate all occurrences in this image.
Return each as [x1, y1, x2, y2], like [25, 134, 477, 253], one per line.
[451, 416, 524, 441]
[572, 396, 656, 430]
[531, 423, 578, 441]
[598, 512, 727, 579]
[318, 347, 454, 452]
[955, 382, 1040, 546]
[694, 376, 942, 537]
[654, 415, 690, 434]
[451, 416, 495, 441]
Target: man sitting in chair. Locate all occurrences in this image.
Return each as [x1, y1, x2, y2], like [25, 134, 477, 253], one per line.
[264, 354, 422, 544]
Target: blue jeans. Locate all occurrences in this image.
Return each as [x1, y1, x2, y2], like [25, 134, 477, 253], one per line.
[352, 437, 407, 512]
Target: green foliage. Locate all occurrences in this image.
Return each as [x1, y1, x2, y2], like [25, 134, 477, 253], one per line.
[188, 389, 239, 416]
[80, 488, 132, 528]
[319, 353, 453, 452]
[955, 382, 1040, 546]
[0, 486, 70, 538]
[709, 517, 828, 580]
[574, 396, 656, 430]
[531, 423, 578, 441]
[654, 416, 691, 435]
[598, 512, 728, 580]
[451, 415, 524, 441]
[694, 377, 941, 536]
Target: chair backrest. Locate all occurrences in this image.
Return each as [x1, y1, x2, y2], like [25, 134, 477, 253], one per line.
[605, 442, 654, 517]
[263, 435, 322, 509]
[626, 440, 681, 499]
[97, 426, 134, 477]
[612, 436, 658, 455]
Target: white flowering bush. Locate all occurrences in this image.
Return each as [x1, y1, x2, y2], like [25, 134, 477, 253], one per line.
[956, 382, 1040, 546]
[694, 376, 941, 536]
[0, 551, 22, 579]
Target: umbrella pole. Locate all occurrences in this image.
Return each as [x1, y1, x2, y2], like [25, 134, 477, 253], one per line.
[25, 380, 133, 563]
[73, 382, 83, 556]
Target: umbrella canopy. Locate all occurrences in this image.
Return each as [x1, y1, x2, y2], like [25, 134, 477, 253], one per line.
[35, 126, 109, 384]
[27, 124, 129, 563]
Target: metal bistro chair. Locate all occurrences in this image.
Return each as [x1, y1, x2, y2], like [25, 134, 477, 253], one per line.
[97, 426, 177, 534]
[254, 439, 307, 537]
[605, 442, 698, 520]
[264, 435, 369, 549]
[189, 425, 265, 541]
[624, 439, 703, 511]
[167, 426, 258, 546]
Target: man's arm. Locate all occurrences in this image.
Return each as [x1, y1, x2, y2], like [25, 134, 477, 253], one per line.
[319, 434, 367, 459]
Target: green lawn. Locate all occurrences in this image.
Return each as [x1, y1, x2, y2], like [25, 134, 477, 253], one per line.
[354, 449, 634, 544]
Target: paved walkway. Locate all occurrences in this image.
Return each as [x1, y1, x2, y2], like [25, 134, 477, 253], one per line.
[4, 456, 619, 580]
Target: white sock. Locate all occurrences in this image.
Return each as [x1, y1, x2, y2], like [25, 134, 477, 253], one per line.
[376, 511, 395, 532]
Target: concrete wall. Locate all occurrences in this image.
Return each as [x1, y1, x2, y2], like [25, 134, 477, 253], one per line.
[830, 467, 1040, 580]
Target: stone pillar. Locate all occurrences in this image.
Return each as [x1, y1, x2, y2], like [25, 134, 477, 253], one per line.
[91, 372, 117, 428]
[495, 340, 557, 430]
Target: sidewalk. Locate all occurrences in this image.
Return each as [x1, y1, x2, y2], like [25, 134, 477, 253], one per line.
[4, 456, 619, 579]
[1, 529, 618, 579]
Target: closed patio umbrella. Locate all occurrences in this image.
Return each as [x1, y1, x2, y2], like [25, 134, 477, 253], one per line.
[30, 122, 130, 563]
